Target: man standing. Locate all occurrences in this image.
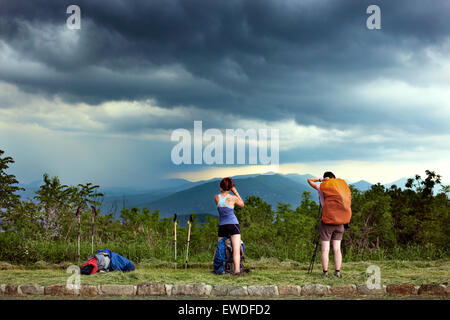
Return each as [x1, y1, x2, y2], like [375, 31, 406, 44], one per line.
[307, 172, 352, 278]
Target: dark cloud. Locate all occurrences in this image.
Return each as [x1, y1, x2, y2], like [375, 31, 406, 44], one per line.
[0, 0, 449, 134]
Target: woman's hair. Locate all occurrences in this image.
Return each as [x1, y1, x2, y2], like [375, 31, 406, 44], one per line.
[220, 177, 234, 191]
[323, 171, 336, 179]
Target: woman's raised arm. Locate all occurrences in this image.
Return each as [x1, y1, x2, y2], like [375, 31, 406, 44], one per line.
[231, 186, 245, 207]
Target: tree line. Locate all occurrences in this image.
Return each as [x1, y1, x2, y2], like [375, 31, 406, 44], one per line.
[0, 149, 449, 264]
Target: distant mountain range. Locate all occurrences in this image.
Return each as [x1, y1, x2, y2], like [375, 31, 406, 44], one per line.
[17, 173, 436, 219]
[97, 174, 422, 219]
[383, 177, 409, 189]
[348, 177, 410, 191]
[143, 174, 316, 218]
[350, 180, 372, 192]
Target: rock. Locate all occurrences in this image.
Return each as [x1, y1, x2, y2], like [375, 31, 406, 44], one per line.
[330, 285, 356, 295]
[247, 286, 278, 296]
[80, 285, 99, 296]
[171, 284, 207, 296]
[446, 285, 450, 297]
[211, 285, 229, 296]
[418, 284, 446, 296]
[277, 285, 301, 296]
[386, 284, 416, 295]
[19, 285, 44, 295]
[356, 284, 386, 295]
[204, 284, 213, 296]
[100, 285, 135, 296]
[0, 262, 14, 270]
[58, 261, 74, 269]
[137, 283, 167, 296]
[228, 286, 248, 296]
[4, 285, 19, 296]
[0, 284, 5, 295]
[165, 284, 173, 296]
[34, 261, 53, 269]
[44, 284, 78, 296]
[301, 284, 330, 296]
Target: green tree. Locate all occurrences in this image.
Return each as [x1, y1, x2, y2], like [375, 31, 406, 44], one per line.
[34, 174, 70, 239]
[347, 183, 394, 256]
[390, 170, 445, 245]
[405, 170, 441, 198]
[0, 149, 24, 213]
[77, 182, 104, 210]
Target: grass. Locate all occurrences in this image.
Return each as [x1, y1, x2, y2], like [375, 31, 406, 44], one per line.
[0, 258, 449, 286]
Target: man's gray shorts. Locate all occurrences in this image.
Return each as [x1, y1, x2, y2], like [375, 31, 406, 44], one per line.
[319, 221, 344, 241]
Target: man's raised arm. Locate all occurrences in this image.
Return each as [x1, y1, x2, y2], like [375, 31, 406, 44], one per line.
[307, 177, 329, 191]
[307, 178, 320, 191]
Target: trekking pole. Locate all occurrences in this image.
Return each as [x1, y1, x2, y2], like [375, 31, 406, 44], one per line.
[173, 213, 177, 269]
[90, 206, 97, 256]
[308, 205, 322, 274]
[76, 206, 81, 265]
[185, 214, 193, 269]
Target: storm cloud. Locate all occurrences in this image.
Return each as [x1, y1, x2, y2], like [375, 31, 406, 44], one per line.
[0, 0, 449, 185]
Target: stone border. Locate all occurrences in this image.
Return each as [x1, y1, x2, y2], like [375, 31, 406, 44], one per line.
[0, 283, 448, 297]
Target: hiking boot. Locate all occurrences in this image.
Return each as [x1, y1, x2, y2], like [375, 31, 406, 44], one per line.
[334, 270, 341, 278]
[322, 270, 328, 277]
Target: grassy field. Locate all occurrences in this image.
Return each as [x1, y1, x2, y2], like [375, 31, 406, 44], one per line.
[0, 258, 449, 286]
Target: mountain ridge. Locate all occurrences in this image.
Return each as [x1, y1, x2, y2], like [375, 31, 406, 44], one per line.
[142, 173, 317, 218]
[17, 173, 438, 219]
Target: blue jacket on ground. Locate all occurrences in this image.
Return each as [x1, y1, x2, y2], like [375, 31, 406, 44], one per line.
[96, 249, 135, 272]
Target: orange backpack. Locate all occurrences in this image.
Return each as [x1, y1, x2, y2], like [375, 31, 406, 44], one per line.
[320, 178, 352, 225]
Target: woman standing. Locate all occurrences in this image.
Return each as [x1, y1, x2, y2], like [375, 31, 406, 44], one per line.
[214, 177, 245, 275]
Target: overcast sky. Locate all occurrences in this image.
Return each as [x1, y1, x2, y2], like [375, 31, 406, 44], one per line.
[0, 0, 449, 188]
